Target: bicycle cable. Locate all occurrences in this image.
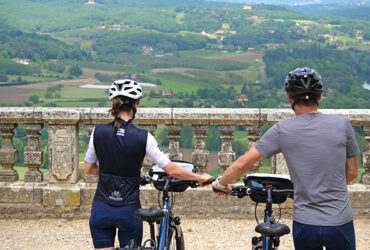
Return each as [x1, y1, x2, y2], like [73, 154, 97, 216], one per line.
[157, 191, 176, 211]
[170, 191, 175, 211]
[255, 202, 260, 225]
[277, 203, 282, 223]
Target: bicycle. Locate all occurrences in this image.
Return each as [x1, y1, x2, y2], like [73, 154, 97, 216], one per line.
[230, 173, 294, 250]
[121, 160, 212, 250]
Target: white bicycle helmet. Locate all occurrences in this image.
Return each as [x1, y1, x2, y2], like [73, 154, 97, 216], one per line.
[109, 79, 143, 100]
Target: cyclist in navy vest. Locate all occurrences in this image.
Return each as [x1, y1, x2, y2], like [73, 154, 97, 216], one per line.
[84, 79, 212, 250]
[212, 68, 359, 250]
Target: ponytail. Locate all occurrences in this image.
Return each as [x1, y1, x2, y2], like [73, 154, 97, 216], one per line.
[109, 96, 136, 131]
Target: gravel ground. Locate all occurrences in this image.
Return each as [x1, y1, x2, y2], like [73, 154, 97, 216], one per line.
[1, 218, 369, 250]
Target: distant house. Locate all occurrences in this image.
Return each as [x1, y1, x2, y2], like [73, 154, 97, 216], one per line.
[12, 58, 30, 65]
[97, 25, 106, 30]
[142, 46, 153, 55]
[322, 34, 331, 38]
[86, 0, 96, 4]
[248, 47, 254, 51]
[162, 90, 173, 97]
[229, 30, 237, 35]
[251, 16, 258, 20]
[215, 30, 224, 34]
[243, 5, 252, 10]
[238, 94, 248, 102]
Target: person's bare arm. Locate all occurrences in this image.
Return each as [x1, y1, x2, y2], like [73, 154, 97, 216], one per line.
[212, 146, 263, 195]
[85, 162, 99, 176]
[219, 146, 263, 184]
[345, 157, 358, 184]
[162, 162, 213, 185]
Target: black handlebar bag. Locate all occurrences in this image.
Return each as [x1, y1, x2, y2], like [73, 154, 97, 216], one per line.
[243, 174, 294, 204]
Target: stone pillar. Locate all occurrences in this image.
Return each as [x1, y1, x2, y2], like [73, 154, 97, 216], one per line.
[361, 126, 370, 185]
[24, 123, 44, 182]
[192, 125, 209, 173]
[84, 124, 98, 183]
[245, 124, 262, 173]
[140, 124, 158, 173]
[0, 123, 18, 182]
[218, 125, 235, 173]
[165, 124, 183, 161]
[271, 153, 289, 175]
[45, 109, 80, 184]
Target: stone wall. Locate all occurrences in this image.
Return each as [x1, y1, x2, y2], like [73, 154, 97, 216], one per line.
[0, 108, 369, 219]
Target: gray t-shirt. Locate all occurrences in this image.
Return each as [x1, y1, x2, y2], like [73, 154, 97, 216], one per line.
[255, 112, 360, 226]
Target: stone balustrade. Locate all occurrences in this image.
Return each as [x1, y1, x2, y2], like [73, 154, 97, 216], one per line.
[0, 107, 369, 219]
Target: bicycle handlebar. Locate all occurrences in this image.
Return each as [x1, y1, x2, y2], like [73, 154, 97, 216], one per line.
[140, 175, 214, 189]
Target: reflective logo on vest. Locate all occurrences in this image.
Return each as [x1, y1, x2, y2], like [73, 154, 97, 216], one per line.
[109, 191, 123, 201]
[116, 128, 125, 137]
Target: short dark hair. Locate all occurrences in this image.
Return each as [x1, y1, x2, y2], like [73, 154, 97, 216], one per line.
[292, 93, 319, 107]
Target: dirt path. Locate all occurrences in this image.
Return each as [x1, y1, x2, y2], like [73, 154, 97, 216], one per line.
[0, 218, 369, 250]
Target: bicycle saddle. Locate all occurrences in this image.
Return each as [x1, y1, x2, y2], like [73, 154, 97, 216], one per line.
[134, 206, 165, 223]
[255, 218, 290, 237]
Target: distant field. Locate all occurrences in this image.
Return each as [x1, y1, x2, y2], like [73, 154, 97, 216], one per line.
[151, 68, 198, 78]
[212, 54, 262, 61]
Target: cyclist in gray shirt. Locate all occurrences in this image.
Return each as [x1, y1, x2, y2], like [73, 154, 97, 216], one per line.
[212, 68, 359, 250]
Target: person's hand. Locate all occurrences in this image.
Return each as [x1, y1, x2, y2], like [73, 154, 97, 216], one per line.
[197, 173, 214, 186]
[212, 181, 232, 196]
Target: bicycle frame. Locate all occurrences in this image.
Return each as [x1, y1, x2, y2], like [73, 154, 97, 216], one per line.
[261, 187, 274, 250]
[157, 191, 170, 250]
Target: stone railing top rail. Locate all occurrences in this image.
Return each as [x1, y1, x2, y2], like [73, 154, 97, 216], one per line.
[0, 108, 370, 126]
[0, 108, 369, 126]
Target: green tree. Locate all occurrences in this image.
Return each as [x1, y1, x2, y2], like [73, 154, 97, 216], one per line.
[206, 125, 221, 152]
[179, 125, 194, 149]
[69, 64, 82, 77]
[0, 73, 8, 82]
[29, 95, 40, 104]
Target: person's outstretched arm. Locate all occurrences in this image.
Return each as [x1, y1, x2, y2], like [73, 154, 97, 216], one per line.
[146, 132, 212, 185]
[162, 161, 213, 186]
[212, 146, 263, 195]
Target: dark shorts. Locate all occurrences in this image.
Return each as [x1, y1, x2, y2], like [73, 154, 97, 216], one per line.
[89, 199, 143, 248]
[293, 220, 356, 250]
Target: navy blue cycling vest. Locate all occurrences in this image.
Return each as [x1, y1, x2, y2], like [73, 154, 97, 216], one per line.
[93, 118, 147, 207]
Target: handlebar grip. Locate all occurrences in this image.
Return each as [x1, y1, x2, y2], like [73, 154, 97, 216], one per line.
[212, 186, 227, 194]
[203, 177, 216, 185]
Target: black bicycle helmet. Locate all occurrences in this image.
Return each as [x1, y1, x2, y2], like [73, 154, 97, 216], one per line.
[285, 67, 323, 97]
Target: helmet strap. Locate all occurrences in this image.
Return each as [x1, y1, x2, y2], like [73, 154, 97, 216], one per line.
[132, 106, 137, 120]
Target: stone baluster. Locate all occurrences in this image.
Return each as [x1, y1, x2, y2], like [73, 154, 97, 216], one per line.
[165, 124, 183, 161]
[0, 123, 18, 182]
[24, 124, 44, 182]
[218, 125, 235, 173]
[84, 124, 98, 183]
[192, 125, 209, 173]
[139, 124, 158, 173]
[245, 124, 262, 173]
[361, 125, 370, 185]
[271, 153, 289, 175]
